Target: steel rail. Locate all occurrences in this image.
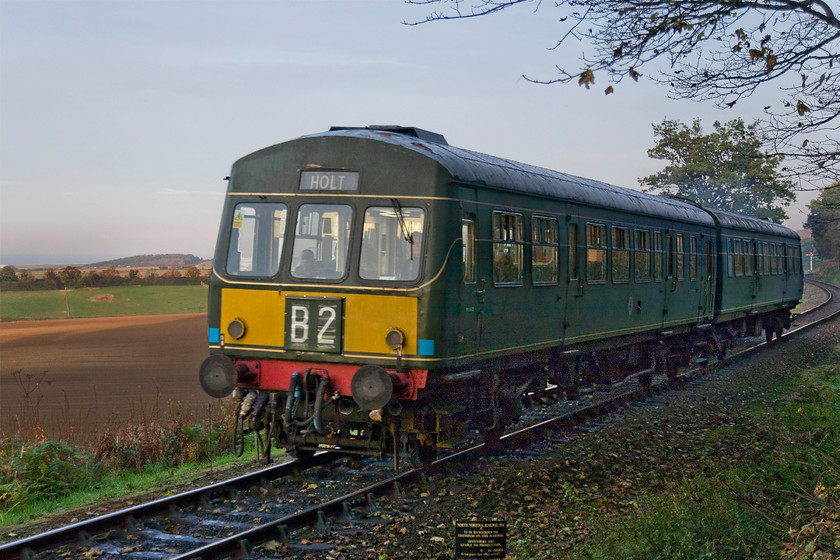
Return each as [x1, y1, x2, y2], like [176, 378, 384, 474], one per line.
[0, 452, 341, 559]
[170, 468, 424, 560]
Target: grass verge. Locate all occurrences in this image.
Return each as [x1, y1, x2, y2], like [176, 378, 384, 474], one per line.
[0, 285, 207, 321]
[551, 344, 840, 560]
[0, 445, 259, 532]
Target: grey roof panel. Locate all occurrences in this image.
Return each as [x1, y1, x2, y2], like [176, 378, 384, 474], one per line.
[305, 128, 716, 226]
[704, 207, 800, 239]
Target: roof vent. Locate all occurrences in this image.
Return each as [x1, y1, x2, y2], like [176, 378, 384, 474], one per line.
[329, 125, 448, 145]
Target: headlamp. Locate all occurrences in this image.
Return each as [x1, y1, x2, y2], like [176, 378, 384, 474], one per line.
[385, 327, 405, 350]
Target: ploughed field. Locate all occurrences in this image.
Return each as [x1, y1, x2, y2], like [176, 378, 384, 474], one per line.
[0, 314, 215, 443]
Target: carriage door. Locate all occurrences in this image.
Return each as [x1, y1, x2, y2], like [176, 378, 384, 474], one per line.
[701, 239, 715, 318]
[781, 244, 790, 298]
[457, 190, 482, 354]
[661, 232, 677, 329]
[561, 216, 585, 344]
[749, 239, 761, 312]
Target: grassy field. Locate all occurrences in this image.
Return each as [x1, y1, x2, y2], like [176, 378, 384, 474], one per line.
[0, 285, 207, 321]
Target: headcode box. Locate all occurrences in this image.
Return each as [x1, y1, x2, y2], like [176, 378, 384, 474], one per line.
[454, 520, 507, 559]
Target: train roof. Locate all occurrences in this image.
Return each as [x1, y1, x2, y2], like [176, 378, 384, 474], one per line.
[703, 207, 800, 239]
[310, 127, 716, 226]
[289, 126, 797, 241]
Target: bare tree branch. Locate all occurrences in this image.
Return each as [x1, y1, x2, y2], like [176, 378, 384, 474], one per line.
[407, 0, 840, 189]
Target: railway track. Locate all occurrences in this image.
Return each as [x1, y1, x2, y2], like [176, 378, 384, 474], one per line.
[3, 278, 837, 560]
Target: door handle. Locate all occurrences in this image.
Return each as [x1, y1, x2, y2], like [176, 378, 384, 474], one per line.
[475, 279, 486, 303]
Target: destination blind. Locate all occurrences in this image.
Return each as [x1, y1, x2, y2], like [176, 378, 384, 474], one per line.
[299, 171, 359, 192]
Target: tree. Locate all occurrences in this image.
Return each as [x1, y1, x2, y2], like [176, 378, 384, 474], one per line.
[18, 270, 35, 289]
[641, 117, 795, 221]
[161, 267, 182, 279]
[58, 266, 82, 288]
[409, 0, 840, 185]
[101, 266, 122, 282]
[804, 183, 840, 262]
[43, 268, 60, 289]
[83, 270, 101, 287]
[0, 266, 18, 282]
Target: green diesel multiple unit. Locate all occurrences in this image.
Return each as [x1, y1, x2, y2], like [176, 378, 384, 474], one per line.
[199, 126, 803, 462]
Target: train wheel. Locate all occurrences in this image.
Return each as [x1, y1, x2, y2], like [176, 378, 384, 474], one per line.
[289, 447, 315, 461]
[405, 439, 437, 466]
[483, 429, 503, 453]
[665, 357, 679, 380]
[638, 371, 653, 392]
[765, 329, 775, 343]
[563, 387, 581, 400]
[712, 336, 727, 361]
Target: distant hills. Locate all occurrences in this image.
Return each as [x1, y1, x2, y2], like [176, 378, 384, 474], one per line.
[88, 254, 207, 268]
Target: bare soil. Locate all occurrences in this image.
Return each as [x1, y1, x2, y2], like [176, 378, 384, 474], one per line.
[0, 314, 215, 443]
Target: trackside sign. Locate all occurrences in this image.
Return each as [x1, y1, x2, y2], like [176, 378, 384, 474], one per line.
[454, 520, 507, 559]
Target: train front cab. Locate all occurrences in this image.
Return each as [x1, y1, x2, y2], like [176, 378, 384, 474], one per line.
[198, 136, 470, 460]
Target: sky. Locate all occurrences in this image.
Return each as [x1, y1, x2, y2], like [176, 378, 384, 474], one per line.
[0, 0, 820, 265]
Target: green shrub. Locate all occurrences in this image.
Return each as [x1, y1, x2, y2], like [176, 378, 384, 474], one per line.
[0, 440, 101, 511]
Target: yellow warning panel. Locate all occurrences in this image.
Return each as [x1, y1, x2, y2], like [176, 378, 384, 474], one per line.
[220, 288, 418, 354]
[221, 288, 284, 346]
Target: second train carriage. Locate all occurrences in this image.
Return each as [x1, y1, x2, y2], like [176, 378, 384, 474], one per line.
[705, 208, 803, 340]
[199, 126, 802, 461]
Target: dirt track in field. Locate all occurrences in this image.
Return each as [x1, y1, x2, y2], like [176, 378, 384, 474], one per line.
[0, 314, 217, 444]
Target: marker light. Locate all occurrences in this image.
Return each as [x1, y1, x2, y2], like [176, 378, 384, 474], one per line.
[385, 327, 405, 350]
[228, 318, 246, 340]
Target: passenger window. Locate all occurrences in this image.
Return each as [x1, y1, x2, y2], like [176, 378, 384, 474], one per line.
[653, 231, 663, 282]
[689, 235, 698, 281]
[675, 234, 685, 281]
[226, 202, 287, 277]
[586, 223, 607, 284]
[634, 230, 651, 282]
[705, 241, 714, 278]
[667, 235, 676, 279]
[359, 206, 424, 281]
[462, 217, 476, 284]
[769, 244, 774, 274]
[492, 211, 523, 285]
[611, 226, 630, 283]
[745, 240, 754, 276]
[762, 243, 770, 275]
[568, 224, 579, 281]
[532, 216, 558, 284]
[734, 239, 745, 277]
[727, 238, 735, 277]
[776, 244, 785, 274]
